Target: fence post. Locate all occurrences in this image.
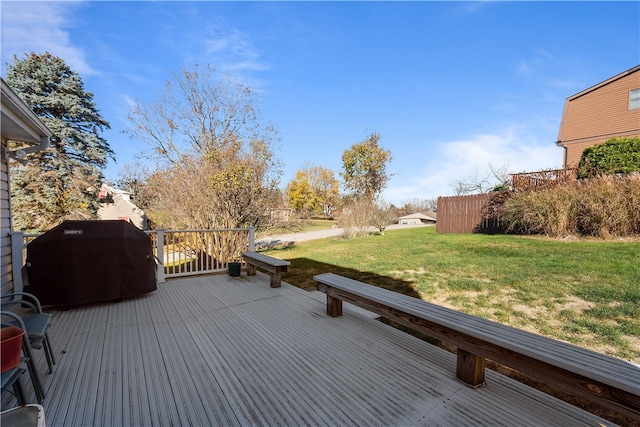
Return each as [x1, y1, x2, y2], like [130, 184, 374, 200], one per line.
[156, 229, 166, 283]
[248, 227, 255, 251]
[10, 231, 25, 292]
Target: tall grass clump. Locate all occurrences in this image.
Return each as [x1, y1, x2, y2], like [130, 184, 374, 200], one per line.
[575, 173, 640, 237]
[500, 185, 577, 236]
[502, 173, 640, 238]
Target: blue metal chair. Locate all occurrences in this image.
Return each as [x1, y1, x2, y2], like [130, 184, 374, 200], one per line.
[1, 292, 55, 374]
[1, 360, 27, 405]
[0, 314, 45, 404]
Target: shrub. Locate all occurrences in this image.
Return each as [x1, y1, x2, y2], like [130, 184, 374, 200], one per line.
[501, 173, 640, 238]
[577, 137, 640, 179]
[337, 199, 373, 239]
[574, 173, 640, 237]
[501, 186, 577, 236]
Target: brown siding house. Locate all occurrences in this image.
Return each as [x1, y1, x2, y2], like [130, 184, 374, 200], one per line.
[556, 65, 640, 168]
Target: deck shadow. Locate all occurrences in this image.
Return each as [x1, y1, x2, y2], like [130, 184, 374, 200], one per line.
[275, 256, 422, 300]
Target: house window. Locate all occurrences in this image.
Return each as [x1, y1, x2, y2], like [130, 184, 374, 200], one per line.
[630, 88, 640, 110]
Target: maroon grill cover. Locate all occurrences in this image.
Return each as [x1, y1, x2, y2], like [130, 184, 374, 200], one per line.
[26, 220, 156, 307]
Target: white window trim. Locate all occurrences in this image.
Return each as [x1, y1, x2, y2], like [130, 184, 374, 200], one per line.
[630, 88, 640, 110]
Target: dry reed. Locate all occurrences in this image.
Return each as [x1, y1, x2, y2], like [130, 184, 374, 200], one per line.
[502, 173, 640, 238]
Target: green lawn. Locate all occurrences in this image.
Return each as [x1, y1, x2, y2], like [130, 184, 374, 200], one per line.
[263, 227, 640, 362]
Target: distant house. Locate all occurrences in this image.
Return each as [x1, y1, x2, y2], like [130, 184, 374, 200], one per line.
[97, 184, 147, 230]
[397, 211, 437, 225]
[556, 65, 640, 168]
[268, 208, 292, 223]
[1, 78, 53, 294]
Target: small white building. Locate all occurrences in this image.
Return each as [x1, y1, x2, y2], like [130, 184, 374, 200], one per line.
[397, 212, 437, 225]
[97, 184, 147, 230]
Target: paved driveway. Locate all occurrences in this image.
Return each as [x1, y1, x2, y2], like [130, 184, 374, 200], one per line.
[256, 223, 432, 247]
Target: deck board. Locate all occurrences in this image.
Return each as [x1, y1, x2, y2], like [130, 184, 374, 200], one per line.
[2, 273, 620, 426]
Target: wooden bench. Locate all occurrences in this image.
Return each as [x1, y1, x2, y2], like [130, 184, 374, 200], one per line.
[241, 251, 290, 288]
[314, 273, 640, 420]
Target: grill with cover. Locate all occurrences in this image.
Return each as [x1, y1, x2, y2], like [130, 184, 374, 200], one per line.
[26, 220, 157, 307]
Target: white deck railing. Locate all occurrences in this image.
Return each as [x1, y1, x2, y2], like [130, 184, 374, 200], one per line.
[149, 228, 255, 281]
[11, 227, 255, 287]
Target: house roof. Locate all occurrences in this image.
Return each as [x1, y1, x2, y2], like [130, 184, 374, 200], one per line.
[398, 212, 437, 221]
[566, 64, 640, 102]
[1, 78, 52, 143]
[425, 209, 437, 220]
[100, 183, 144, 214]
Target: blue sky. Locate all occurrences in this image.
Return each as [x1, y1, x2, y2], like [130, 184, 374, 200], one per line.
[2, 1, 639, 204]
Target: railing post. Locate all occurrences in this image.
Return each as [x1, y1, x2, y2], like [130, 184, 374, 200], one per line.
[248, 227, 255, 252]
[156, 229, 166, 283]
[10, 231, 25, 292]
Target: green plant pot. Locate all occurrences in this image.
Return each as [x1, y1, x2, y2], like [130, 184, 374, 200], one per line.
[228, 262, 241, 277]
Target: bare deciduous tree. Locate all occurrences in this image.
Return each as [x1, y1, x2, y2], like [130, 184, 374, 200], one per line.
[452, 162, 511, 195]
[338, 198, 373, 239]
[144, 156, 220, 229]
[371, 200, 397, 235]
[126, 65, 282, 229]
[399, 198, 437, 215]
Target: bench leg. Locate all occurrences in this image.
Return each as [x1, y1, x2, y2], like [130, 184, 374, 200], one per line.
[247, 264, 256, 276]
[270, 271, 282, 288]
[456, 348, 486, 387]
[327, 295, 343, 317]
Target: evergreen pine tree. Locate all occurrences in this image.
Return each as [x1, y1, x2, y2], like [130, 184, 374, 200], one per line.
[6, 52, 114, 231]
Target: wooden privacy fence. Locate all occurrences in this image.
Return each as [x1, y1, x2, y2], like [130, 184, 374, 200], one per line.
[436, 193, 502, 234]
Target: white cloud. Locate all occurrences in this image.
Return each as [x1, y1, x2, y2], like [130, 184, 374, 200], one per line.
[382, 124, 562, 204]
[122, 94, 137, 110]
[202, 29, 269, 74]
[456, 1, 493, 15]
[205, 39, 229, 54]
[1, 1, 92, 76]
[516, 48, 553, 77]
[114, 93, 138, 124]
[515, 48, 590, 96]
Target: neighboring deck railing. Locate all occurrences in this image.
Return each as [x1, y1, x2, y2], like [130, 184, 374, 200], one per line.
[10, 227, 255, 288]
[510, 168, 577, 192]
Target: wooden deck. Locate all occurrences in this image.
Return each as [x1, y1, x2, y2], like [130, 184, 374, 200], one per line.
[2, 273, 617, 426]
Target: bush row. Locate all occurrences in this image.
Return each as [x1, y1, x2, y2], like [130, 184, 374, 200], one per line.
[500, 173, 640, 238]
[577, 137, 640, 179]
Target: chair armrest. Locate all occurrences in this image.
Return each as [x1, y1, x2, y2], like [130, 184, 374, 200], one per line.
[1, 292, 44, 313]
[1, 310, 27, 330]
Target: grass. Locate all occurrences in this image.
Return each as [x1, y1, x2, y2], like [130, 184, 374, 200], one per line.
[263, 226, 640, 363]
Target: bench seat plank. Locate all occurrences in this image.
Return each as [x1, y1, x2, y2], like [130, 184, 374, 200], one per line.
[314, 272, 640, 420]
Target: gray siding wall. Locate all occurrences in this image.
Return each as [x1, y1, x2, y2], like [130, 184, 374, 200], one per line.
[1, 138, 14, 294]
